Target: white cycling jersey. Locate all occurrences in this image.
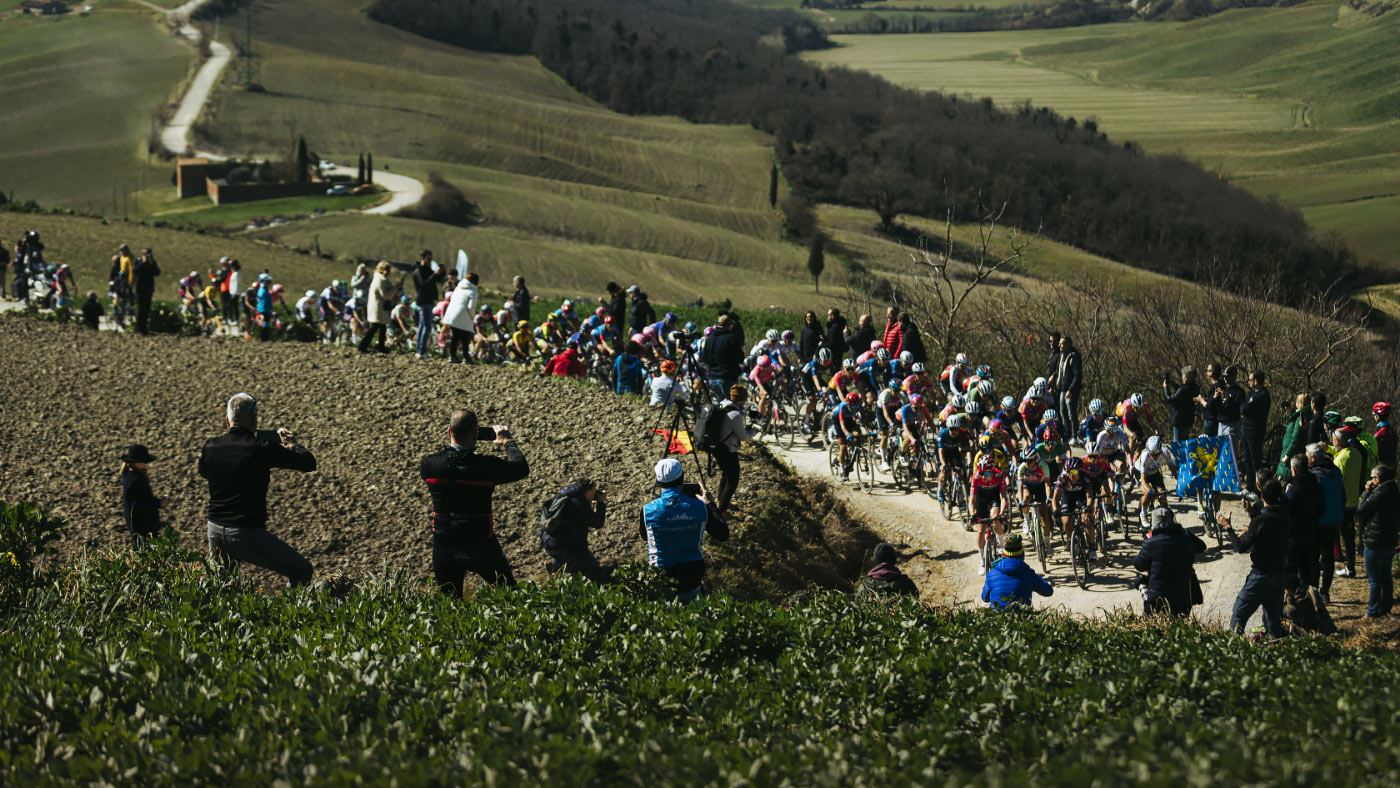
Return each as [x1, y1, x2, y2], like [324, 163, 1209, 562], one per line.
[877, 387, 903, 412]
[1094, 428, 1129, 454]
[1135, 449, 1172, 474]
[295, 296, 317, 321]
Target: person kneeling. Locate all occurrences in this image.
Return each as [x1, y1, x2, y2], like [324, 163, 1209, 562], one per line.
[855, 542, 918, 600]
[540, 478, 609, 583]
[981, 534, 1053, 609]
[640, 458, 729, 603]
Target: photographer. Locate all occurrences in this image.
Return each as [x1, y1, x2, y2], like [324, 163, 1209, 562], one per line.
[1217, 474, 1292, 640]
[540, 479, 608, 583]
[1133, 507, 1207, 617]
[639, 458, 729, 603]
[199, 393, 317, 587]
[421, 409, 529, 596]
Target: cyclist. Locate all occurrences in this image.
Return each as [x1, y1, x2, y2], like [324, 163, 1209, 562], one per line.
[995, 396, 1027, 442]
[199, 282, 221, 334]
[829, 357, 861, 401]
[833, 391, 866, 482]
[1119, 393, 1156, 454]
[52, 263, 77, 308]
[936, 412, 973, 503]
[938, 392, 966, 427]
[178, 270, 202, 312]
[294, 289, 318, 325]
[876, 378, 905, 470]
[551, 299, 580, 333]
[748, 355, 779, 421]
[776, 330, 802, 371]
[1052, 456, 1097, 562]
[389, 296, 413, 350]
[508, 320, 535, 363]
[902, 362, 936, 399]
[856, 340, 883, 366]
[749, 329, 779, 364]
[857, 348, 890, 397]
[1016, 445, 1053, 549]
[985, 418, 1017, 455]
[941, 352, 971, 396]
[1134, 435, 1176, 531]
[897, 392, 930, 469]
[966, 378, 997, 428]
[107, 259, 132, 323]
[1019, 380, 1052, 433]
[1080, 398, 1107, 448]
[888, 351, 911, 387]
[318, 281, 348, 342]
[648, 312, 680, 346]
[1035, 409, 1070, 478]
[1094, 416, 1131, 473]
[582, 306, 606, 334]
[801, 347, 835, 430]
[1082, 449, 1114, 525]
[591, 315, 621, 359]
[971, 437, 1011, 571]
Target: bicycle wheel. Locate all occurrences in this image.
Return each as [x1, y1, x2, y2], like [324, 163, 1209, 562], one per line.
[827, 442, 842, 481]
[981, 524, 998, 571]
[1031, 511, 1049, 573]
[938, 476, 956, 520]
[820, 413, 835, 450]
[1070, 523, 1088, 589]
[957, 480, 972, 531]
[777, 399, 799, 450]
[854, 447, 875, 494]
[890, 452, 910, 492]
[1096, 507, 1110, 554]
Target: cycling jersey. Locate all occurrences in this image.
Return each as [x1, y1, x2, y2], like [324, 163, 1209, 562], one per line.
[318, 286, 346, 316]
[1082, 456, 1111, 486]
[877, 387, 903, 418]
[941, 364, 969, 394]
[776, 343, 801, 369]
[1017, 459, 1051, 486]
[857, 358, 886, 391]
[902, 373, 935, 397]
[1135, 449, 1172, 474]
[580, 315, 602, 334]
[749, 364, 777, 387]
[1053, 470, 1088, 495]
[937, 404, 963, 425]
[829, 369, 859, 394]
[1094, 428, 1130, 455]
[995, 407, 1025, 435]
[295, 296, 317, 322]
[897, 404, 925, 435]
[1079, 415, 1105, 445]
[971, 456, 1008, 493]
[1019, 396, 1049, 428]
[390, 304, 410, 329]
[179, 275, 201, 298]
[804, 358, 833, 388]
[1034, 421, 1065, 445]
[1118, 401, 1155, 428]
[748, 339, 773, 359]
[591, 325, 619, 347]
[937, 427, 970, 450]
[833, 402, 863, 434]
[553, 308, 579, 332]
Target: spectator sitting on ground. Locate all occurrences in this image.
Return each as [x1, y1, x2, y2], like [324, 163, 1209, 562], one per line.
[855, 542, 919, 600]
[80, 291, 103, 330]
[1133, 506, 1207, 617]
[981, 534, 1053, 609]
[650, 360, 687, 409]
[540, 478, 609, 583]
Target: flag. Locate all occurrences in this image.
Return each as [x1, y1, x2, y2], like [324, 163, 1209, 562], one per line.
[1172, 435, 1241, 497]
[652, 428, 694, 455]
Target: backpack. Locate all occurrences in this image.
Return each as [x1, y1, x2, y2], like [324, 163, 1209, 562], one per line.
[540, 494, 572, 536]
[693, 402, 735, 453]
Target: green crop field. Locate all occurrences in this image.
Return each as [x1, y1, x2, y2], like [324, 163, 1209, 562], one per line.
[0, 8, 191, 210]
[147, 191, 386, 230]
[806, 4, 1400, 265]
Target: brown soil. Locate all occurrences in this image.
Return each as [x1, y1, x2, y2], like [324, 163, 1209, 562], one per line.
[0, 318, 875, 594]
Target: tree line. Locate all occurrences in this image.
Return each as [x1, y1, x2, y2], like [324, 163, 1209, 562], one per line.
[366, 0, 1363, 299]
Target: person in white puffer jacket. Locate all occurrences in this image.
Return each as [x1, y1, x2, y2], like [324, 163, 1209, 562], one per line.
[442, 271, 480, 364]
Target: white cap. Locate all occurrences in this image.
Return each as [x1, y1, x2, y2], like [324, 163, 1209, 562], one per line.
[220, 257, 232, 264]
[626, 285, 640, 294]
[654, 458, 683, 484]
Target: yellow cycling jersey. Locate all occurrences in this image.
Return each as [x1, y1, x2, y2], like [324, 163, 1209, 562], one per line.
[511, 329, 532, 348]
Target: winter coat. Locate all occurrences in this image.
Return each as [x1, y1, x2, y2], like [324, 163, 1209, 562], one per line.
[824, 316, 848, 358]
[615, 353, 645, 395]
[845, 324, 875, 362]
[1312, 461, 1344, 527]
[366, 272, 397, 325]
[1054, 349, 1083, 393]
[881, 321, 903, 357]
[606, 292, 627, 327]
[1356, 479, 1400, 550]
[412, 263, 445, 307]
[1164, 381, 1200, 429]
[628, 296, 656, 334]
[1286, 471, 1324, 583]
[1242, 387, 1272, 435]
[544, 348, 586, 378]
[981, 557, 1052, 608]
[1235, 503, 1292, 575]
[1334, 446, 1363, 508]
[513, 285, 531, 322]
[799, 321, 824, 362]
[900, 322, 927, 364]
[1276, 408, 1310, 476]
[855, 564, 918, 600]
[540, 484, 607, 556]
[702, 327, 743, 382]
[1133, 520, 1206, 615]
[442, 279, 479, 332]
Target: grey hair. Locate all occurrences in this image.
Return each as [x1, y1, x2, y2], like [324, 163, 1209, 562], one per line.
[1305, 442, 1327, 460]
[227, 393, 257, 426]
[1290, 455, 1308, 475]
[1181, 365, 1196, 381]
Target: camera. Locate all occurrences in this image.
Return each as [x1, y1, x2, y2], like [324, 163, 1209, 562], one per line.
[681, 482, 703, 498]
[477, 426, 497, 441]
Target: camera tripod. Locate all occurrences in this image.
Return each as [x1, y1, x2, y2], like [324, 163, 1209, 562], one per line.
[649, 344, 716, 488]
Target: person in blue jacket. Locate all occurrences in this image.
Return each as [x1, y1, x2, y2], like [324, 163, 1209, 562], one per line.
[639, 458, 729, 602]
[981, 534, 1053, 609]
[614, 340, 646, 395]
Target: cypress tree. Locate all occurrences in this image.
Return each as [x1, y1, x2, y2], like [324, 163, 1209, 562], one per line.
[295, 136, 310, 182]
[768, 163, 778, 208]
[807, 232, 825, 292]
[367, 152, 374, 184]
[357, 153, 366, 185]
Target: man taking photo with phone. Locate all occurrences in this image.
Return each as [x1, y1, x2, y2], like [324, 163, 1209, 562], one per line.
[421, 409, 530, 596]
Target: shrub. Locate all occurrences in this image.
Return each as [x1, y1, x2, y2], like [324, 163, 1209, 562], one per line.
[398, 172, 485, 227]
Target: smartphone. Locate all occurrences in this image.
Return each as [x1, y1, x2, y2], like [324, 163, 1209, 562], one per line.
[477, 427, 497, 441]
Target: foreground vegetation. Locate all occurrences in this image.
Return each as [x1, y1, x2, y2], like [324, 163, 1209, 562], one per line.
[3, 516, 1399, 785]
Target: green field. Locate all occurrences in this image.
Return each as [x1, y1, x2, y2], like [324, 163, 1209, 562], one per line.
[147, 191, 385, 230]
[0, 8, 191, 210]
[806, 4, 1400, 265]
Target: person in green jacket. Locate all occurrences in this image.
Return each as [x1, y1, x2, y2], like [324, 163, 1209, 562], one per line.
[1276, 393, 1311, 478]
[1331, 428, 1364, 579]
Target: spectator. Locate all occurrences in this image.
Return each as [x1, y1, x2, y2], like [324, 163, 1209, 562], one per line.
[359, 261, 397, 354]
[614, 340, 646, 395]
[649, 360, 687, 409]
[1215, 366, 1245, 437]
[442, 272, 479, 364]
[1356, 464, 1399, 618]
[80, 291, 103, 330]
[11, 243, 27, 303]
[199, 393, 317, 587]
[254, 273, 276, 341]
[1195, 363, 1224, 437]
[120, 444, 167, 549]
[712, 384, 756, 512]
[1306, 390, 1330, 445]
[132, 247, 160, 335]
[1284, 585, 1337, 636]
[1239, 370, 1272, 491]
[702, 315, 744, 398]
[0, 239, 8, 299]
[1219, 477, 1292, 640]
[411, 250, 446, 359]
[798, 310, 824, 362]
[718, 308, 745, 349]
[855, 543, 919, 600]
[1374, 402, 1396, 469]
[897, 311, 926, 364]
[349, 262, 370, 303]
[628, 288, 656, 335]
[1333, 428, 1363, 580]
[420, 409, 528, 595]
[604, 282, 627, 326]
[1051, 335, 1083, 434]
[1162, 365, 1200, 443]
[512, 276, 531, 323]
[1133, 507, 1207, 616]
[824, 307, 848, 360]
[539, 478, 608, 583]
[1042, 332, 1061, 384]
[880, 305, 902, 354]
[981, 535, 1052, 609]
[543, 342, 586, 378]
[1308, 442, 1344, 602]
[845, 313, 875, 363]
[224, 259, 240, 325]
[639, 458, 729, 603]
[1276, 393, 1312, 478]
[1284, 455, 1323, 593]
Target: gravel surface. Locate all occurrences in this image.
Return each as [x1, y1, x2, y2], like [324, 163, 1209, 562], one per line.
[0, 318, 787, 586]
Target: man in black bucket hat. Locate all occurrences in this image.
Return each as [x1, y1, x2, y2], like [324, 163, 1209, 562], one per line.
[120, 444, 168, 548]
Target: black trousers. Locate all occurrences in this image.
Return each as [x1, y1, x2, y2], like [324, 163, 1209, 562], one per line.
[433, 534, 517, 597]
[1316, 525, 1339, 594]
[546, 547, 608, 583]
[712, 445, 741, 510]
[449, 327, 474, 361]
[359, 322, 387, 352]
[135, 289, 153, 334]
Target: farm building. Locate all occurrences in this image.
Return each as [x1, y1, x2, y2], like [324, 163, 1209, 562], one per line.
[19, 0, 69, 13]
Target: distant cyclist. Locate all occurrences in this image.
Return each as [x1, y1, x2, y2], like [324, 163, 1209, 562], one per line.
[833, 391, 866, 482]
[1134, 436, 1176, 531]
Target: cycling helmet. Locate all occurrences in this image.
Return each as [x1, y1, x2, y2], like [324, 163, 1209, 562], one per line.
[270, 284, 284, 295]
[642, 326, 656, 337]
[967, 399, 984, 415]
[952, 394, 966, 408]
[1031, 382, 1047, 397]
[887, 378, 901, 390]
[976, 364, 992, 378]
[842, 358, 854, 369]
[561, 299, 573, 310]
[189, 270, 199, 278]
[1064, 457, 1084, 472]
[845, 391, 862, 406]
[631, 333, 646, 344]
[604, 315, 616, 325]
[818, 348, 833, 363]
[1020, 445, 1038, 461]
[567, 337, 581, 349]
[757, 355, 772, 367]
[1105, 415, 1120, 426]
[332, 279, 346, 290]
[909, 393, 924, 408]
[977, 449, 1003, 470]
[1001, 396, 1015, 409]
[304, 290, 316, 299]
[259, 273, 273, 283]
[978, 434, 994, 450]
[1146, 436, 1162, 453]
[766, 329, 781, 342]
[703, 327, 714, 337]
[989, 419, 1005, 432]
[665, 312, 677, 323]
[1374, 402, 1392, 417]
[1089, 398, 1105, 415]
[1324, 410, 1341, 426]
[781, 329, 795, 342]
[1130, 392, 1145, 408]
[1043, 409, 1059, 422]
[977, 379, 994, 397]
[912, 362, 926, 373]
[399, 295, 410, 305]
[948, 413, 967, 429]
[684, 321, 698, 334]
[876, 349, 890, 363]
[503, 300, 514, 310]
[595, 306, 606, 317]
[871, 340, 883, 351]
[955, 353, 968, 365]
[660, 360, 677, 374]
[479, 305, 491, 314]
[517, 320, 529, 329]
[899, 351, 913, 364]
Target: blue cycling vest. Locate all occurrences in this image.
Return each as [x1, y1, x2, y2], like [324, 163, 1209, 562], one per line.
[643, 488, 709, 568]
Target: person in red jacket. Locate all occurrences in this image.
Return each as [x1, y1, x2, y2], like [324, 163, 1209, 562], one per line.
[1373, 402, 1396, 469]
[880, 305, 904, 358]
[543, 341, 587, 378]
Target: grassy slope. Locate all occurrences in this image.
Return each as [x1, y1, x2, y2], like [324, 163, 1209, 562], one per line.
[806, 4, 1400, 265]
[0, 8, 191, 209]
[191, 0, 826, 310]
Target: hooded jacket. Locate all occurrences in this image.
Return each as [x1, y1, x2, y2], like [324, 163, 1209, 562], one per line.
[855, 564, 918, 600]
[981, 556, 1052, 608]
[544, 347, 586, 378]
[539, 484, 607, 555]
[1276, 408, 1310, 475]
[1311, 458, 1344, 527]
[442, 278, 478, 332]
[1356, 478, 1400, 550]
[1133, 519, 1206, 614]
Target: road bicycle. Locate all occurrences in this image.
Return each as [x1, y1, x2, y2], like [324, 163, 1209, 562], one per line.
[1194, 475, 1222, 544]
[938, 461, 971, 530]
[1023, 500, 1050, 572]
[976, 514, 1006, 574]
[1067, 506, 1093, 589]
[827, 433, 873, 491]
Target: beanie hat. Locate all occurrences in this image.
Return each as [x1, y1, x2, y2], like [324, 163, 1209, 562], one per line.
[872, 543, 897, 566]
[654, 458, 684, 485]
[1150, 506, 1174, 531]
[1002, 534, 1023, 558]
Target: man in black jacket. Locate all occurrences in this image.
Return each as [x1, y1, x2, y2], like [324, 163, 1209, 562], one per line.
[897, 311, 927, 364]
[845, 313, 875, 362]
[1220, 478, 1292, 639]
[604, 282, 627, 327]
[824, 308, 848, 360]
[411, 250, 446, 358]
[799, 310, 824, 363]
[132, 247, 161, 335]
[1196, 363, 1224, 437]
[628, 288, 656, 334]
[512, 276, 531, 323]
[1284, 455, 1324, 592]
[1162, 366, 1200, 443]
[540, 478, 608, 583]
[200, 393, 317, 586]
[1133, 507, 1207, 616]
[421, 409, 529, 596]
[1043, 332, 1061, 383]
[1052, 335, 1083, 436]
[1357, 464, 1399, 617]
[1240, 371, 1272, 491]
[1215, 365, 1246, 437]
[702, 316, 744, 398]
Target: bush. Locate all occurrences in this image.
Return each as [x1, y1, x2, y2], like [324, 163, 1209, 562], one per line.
[0, 502, 65, 603]
[135, 301, 202, 336]
[398, 172, 484, 227]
